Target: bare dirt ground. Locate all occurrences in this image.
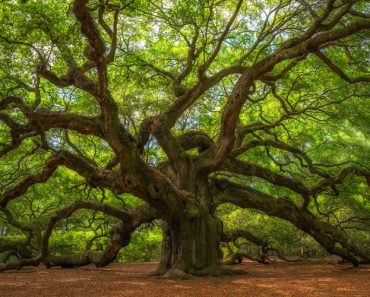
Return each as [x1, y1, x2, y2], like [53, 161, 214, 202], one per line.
[0, 261, 369, 297]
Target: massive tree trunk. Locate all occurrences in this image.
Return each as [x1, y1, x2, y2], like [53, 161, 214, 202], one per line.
[158, 213, 222, 277]
[153, 172, 223, 277]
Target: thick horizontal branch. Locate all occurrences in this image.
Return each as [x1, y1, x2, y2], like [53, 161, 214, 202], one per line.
[0, 150, 119, 208]
[255, 18, 370, 76]
[222, 159, 310, 199]
[216, 180, 370, 264]
[1, 96, 103, 137]
[0, 113, 37, 157]
[310, 167, 370, 195]
[46, 204, 157, 268]
[221, 159, 370, 207]
[231, 139, 329, 178]
[0, 155, 61, 208]
[37, 66, 100, 97]
[42, 202, 157, 267]
[222, 229, 267, 247]
[0, 237, 31, 255]
[222, 229, 299, 264]
[0, 202, 157, 271]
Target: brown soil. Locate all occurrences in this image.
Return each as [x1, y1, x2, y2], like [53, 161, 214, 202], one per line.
[0, 261, 369, 297]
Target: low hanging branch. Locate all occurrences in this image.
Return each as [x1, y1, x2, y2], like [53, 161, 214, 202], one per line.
[0, 202, 157, 271]
[216, 179, 370, 266]
[222, 229, 269, 264]
[0, 150, 121, 208]
[222, 229, 302, 265]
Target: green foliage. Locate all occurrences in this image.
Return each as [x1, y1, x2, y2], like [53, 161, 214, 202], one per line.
[0, 0, 369, 266]
[117, 224, 162, 262]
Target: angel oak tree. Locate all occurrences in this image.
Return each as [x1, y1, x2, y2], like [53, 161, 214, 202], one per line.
[0, 0, 370, 277]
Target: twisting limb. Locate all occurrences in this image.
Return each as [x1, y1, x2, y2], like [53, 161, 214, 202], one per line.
[231, 138, 330, 178]
[222, 229, 305, 264]
[222, 229, 267, 247]
[215, 179, 370, 266]
[0, 208, 40, 262]
[45, 202, 157, 268]
[196, 12, 370, 173]
[0, 202, 157, 271]
[310, 167, 370, 195]
[73, 0, 106, 59]
[222, 229, 269, 264]
[1, 155, 62, 208]
[220, 158, 370, 209]
[0, 150, 121, 208]
[97, 1, 122, 64]
[0, 95, 103, 138]
[221, 159, 310, 198]
[136, 63, 246, 154]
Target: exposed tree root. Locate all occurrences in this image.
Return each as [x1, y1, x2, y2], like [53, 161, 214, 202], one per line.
[163, 268, 195, 280]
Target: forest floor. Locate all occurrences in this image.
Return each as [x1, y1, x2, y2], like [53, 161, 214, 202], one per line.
[0, 260, 369, 297]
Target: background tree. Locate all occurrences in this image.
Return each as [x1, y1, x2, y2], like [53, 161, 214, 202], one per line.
[0, 0, 369, 277]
